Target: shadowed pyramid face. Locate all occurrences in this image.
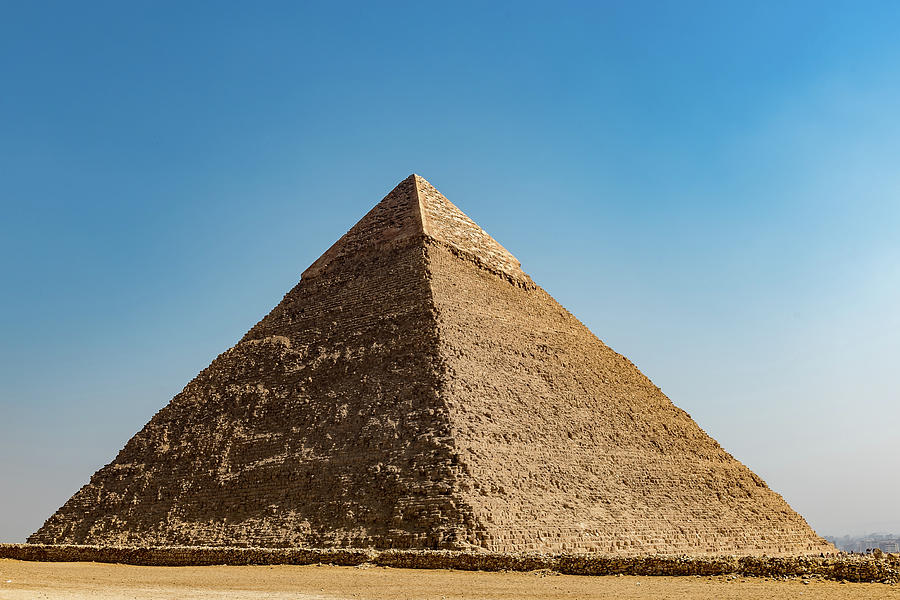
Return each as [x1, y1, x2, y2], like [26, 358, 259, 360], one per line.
[31, 175, 832, 556]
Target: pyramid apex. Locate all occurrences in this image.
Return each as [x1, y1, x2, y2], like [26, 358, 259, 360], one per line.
[408, 173, 430, 188]
[303, 175, 529, 285]
[301, 175, 422, 279]
[413, 176, 529, 284]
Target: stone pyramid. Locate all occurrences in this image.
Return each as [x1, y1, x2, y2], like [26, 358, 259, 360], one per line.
[31, 175, 831, 555]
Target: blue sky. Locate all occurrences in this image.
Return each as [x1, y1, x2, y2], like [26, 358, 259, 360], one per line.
[1, 1, 898, 542]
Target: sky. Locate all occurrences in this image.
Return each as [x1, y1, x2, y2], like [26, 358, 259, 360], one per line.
[1, 1, 898, 543]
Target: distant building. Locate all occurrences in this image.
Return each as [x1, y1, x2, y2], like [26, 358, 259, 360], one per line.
[824, 534, 900, 553]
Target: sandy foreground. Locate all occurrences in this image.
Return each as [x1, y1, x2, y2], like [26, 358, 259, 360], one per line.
[1, 559, 898, 600]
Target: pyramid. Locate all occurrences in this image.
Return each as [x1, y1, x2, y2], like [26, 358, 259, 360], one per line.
[31, 175, 831, 555]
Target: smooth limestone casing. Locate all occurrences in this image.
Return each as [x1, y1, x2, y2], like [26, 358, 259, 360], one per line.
[31, 175, 832, 555]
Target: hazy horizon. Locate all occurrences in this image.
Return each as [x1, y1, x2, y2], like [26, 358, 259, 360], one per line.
[1, 1, 898, 543]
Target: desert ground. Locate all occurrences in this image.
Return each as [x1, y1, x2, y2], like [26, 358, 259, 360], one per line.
[1, 559, 897, 600]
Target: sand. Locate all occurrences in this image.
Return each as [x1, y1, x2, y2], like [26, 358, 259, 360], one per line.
[1, 559, 897, 600]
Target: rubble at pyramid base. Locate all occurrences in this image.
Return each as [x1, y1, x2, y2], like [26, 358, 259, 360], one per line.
[1, 544, 897, 583]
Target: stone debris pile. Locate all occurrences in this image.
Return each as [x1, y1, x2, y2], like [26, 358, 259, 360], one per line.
[1, 544, 896, 584]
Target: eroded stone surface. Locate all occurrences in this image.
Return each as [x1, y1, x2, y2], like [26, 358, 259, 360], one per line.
[34, 240, 468, 549]
[31, 175, 832, 556]
[427, 241, 827, 554]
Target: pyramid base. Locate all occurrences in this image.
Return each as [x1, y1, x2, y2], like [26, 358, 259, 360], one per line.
[3, 542, 867, 576]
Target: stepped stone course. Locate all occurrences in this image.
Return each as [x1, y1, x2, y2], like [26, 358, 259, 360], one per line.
[31, 174, 833, 556]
